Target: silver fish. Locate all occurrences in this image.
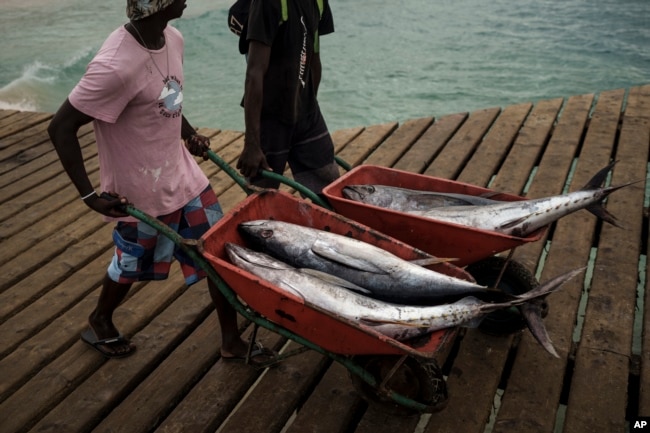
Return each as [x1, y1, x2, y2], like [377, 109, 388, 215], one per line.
[342, 184, 501, 210]
[368, 162, 631, 237]
[237, 219, 491, 304]
[225, 243, 581, 352]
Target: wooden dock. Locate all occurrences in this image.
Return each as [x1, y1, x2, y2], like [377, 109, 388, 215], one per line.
[1, 85, 649, 433]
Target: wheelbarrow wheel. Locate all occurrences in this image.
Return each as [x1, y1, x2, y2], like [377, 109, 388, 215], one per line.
[466, 256, 547, 335]
[348, 355, 448, 415]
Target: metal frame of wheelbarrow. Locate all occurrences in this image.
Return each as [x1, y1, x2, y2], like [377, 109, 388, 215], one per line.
[125, 202, 447, 414]
[206, 149, 350, 210]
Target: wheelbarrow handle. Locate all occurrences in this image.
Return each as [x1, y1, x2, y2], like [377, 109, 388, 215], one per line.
[206, 149, 332, 209]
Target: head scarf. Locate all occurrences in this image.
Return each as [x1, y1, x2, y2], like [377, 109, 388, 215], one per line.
[127, 0, 175, 21]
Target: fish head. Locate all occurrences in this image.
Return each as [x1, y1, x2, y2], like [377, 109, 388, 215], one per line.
[238, 220, 275, 238]
[224, 242, 292, 271]
[342, 185, 376, 202]
[237, 219, 278, 249]
[342, 185, 396, 208]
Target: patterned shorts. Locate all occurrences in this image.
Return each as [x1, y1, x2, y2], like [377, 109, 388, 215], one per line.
[107, 186, 223, 286]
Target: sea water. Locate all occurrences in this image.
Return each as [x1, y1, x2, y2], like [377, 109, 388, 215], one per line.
[1, 0, 649, 132]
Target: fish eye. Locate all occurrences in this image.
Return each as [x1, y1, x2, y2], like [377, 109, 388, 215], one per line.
[260, 229, 273, 239]
[368, 186, 375, 193]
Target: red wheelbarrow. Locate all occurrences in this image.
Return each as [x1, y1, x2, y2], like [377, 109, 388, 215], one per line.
[322, 165, 546, 267]
[322, 165, 547, 334]
[127, 189, 478, 413]
[207, 152, 544, 333]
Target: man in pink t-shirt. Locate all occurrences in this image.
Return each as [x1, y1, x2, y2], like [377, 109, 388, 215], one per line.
[48, 0, 275, 364]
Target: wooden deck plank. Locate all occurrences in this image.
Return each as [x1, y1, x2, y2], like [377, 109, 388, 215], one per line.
[490, 98, 564, 194]
[0, 134, 99, 217]
[393, 112, 467, 174]
[0, 124, 92, 175]
[495, 88, 626, 433]
[421, 97, 569, 433]
[457, 102, 533, 187]
[336, 122, 398, 167]
[0, 109, 19, 121]
[488, 92, 605, 433]
[283, 363, 364, 433]
[423, 107, 500, 179]
[362, 117, 434, 167]
[0, 85, 647, 432]
[0, 224, 111, 322]
[355, 405, 421, 433]
[152, 327, 284, 433]
[640, 85, 650, 418]
[0, 112, 52, 142]
[0, 239, 112, 355]
[20, 279, 209, 433]
[563, 86, 650, 433]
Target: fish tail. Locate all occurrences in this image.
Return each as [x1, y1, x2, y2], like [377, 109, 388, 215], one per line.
[520, 301, 559, 358]
[581, 160, 641, 228]
[586, 202, 621, 228]
[582, 160, 617, 190]
[518, 267, 592, 358]
[514, 267, 584, 303]
[481, 267, 584, 315]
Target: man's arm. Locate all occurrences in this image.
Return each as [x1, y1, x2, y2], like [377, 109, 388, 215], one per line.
[181, 115, 211, 160]
[238, 40, 273, 178]
[48, 99, 128, 217]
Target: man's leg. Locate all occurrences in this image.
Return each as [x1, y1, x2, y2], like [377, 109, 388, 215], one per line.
[288, 109, 339, 195]
[207, 279, 248, 357]
[85, 274, 136, 357]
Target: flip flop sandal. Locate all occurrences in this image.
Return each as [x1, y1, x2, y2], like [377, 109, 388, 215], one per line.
[81, 328, 136, 359]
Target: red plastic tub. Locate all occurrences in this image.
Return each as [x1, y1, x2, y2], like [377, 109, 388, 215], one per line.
[200, 190, 474, 358]
[322, 165, 546, 267]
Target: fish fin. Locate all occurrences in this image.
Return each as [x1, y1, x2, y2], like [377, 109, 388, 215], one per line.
[311, 239, 388, 274]
[359, 317, 424, 327]
[515, 267, 585, 302]
[280, 281, 307, 301]
[480, 191, 501, 199]
[409, 257, 458, 266]
[585, 203, 622, 228]
[520, 301, 559, 358]
[582, 161, 617, 190]
[497, 215, 530, 230]
[297, 268, 372, 294]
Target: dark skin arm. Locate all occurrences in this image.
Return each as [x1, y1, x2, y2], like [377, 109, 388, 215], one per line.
[48, 99, 211, 217]
[181, 115, 211, 160]
[238, 40, 273, 178]
[48, 99, 130, 218]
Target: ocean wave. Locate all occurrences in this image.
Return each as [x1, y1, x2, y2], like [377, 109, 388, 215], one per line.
[0, 47, 94, 114]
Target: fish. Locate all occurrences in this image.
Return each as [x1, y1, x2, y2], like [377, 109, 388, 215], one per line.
[237, 219, 493, 304]
[225, 243, 582, 355]
[342, 184, 501, 210]
[350, 162, 632, 238]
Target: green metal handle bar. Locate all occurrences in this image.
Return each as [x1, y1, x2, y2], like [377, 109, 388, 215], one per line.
[334, 155, 351, 171]
[124, 203, 430, 413]
[206, 149, 345, 210]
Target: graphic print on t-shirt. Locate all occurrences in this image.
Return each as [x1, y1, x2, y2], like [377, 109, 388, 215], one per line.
[158, 76, 183, 118]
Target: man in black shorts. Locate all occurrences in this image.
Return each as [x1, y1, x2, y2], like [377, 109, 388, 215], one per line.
[236, 0, 340, 196]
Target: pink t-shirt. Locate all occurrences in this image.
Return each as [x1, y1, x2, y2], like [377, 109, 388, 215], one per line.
[69, 25, 209, 221]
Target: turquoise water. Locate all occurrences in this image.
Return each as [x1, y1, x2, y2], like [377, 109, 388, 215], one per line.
[1, 0, 649, 132]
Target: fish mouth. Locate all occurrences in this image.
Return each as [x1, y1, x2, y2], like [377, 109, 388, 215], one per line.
[342, 186, 365, 200]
